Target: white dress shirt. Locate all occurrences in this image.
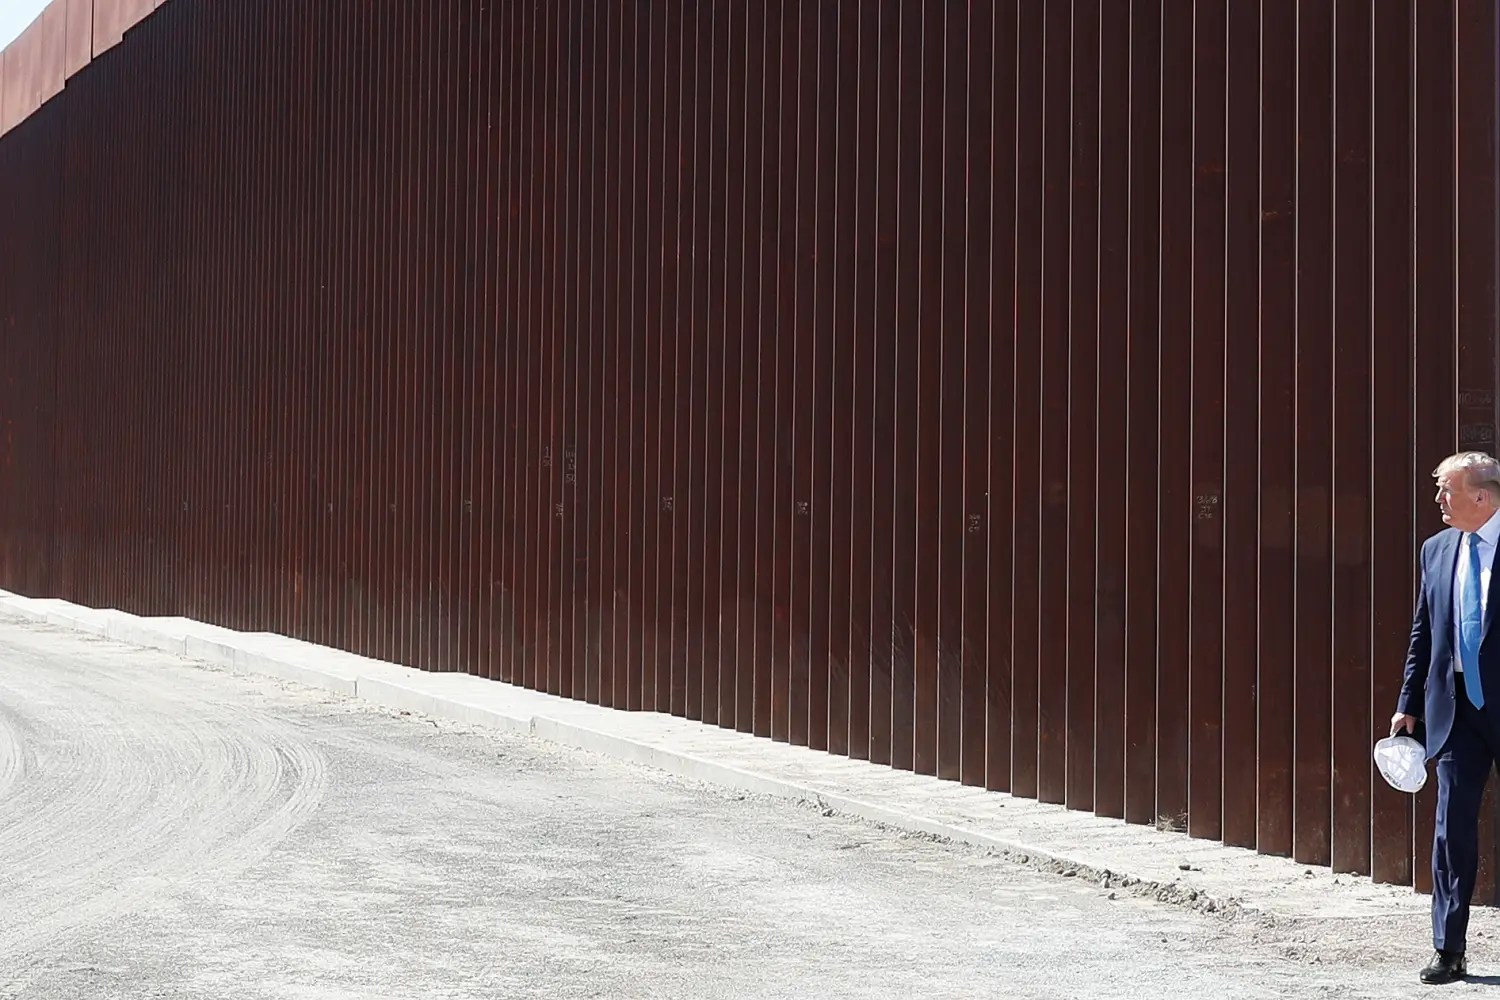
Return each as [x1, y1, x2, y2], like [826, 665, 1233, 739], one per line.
[1453, 508, 1500, 672]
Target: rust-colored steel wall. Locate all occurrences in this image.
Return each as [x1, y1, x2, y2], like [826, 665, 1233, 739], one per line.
[1, 0, 1498, 896]
[0, 0, 161, 136]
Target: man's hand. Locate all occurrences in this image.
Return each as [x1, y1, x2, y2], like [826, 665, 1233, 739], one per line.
[1391, 712, 1417, 737]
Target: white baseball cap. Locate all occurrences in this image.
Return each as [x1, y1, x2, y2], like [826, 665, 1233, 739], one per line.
[1374, 734, 1428, 794]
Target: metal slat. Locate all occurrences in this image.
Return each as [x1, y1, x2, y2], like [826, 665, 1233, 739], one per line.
[1009, 0, 1044, 802]
[555, 0, 581, 698]
[934, 0, 968, 785]
[1187, 0, 1228, 844]
[1257, 0, 1297, 860]
[984, 2, 1019, 796]
[807, 0, 838, 755]
[911, 0, 944, 780]
[710, 0, 743, 732]
[1156, 0, 1193, 838]
[1330, 0, 1374, 878]
[825, 0, 857, 760]
[742, 0, 773, 740]
[1064, 0, 1100, 813]
[576, 0, 602, 704]
[540, 0, 566, 698]
[844, 0, 879, 762]
[1411, 0, 1456, 897]
[958, 0, 995, 791]
[1122, 0, 1162, 828]
[669, 0, 702, 721]
[496, 0, 521, 687]
[1091, 0, 1130, 821]
[1220, 0, 1263, 854]
[1034, 0, 1070, 805]
[865, 0, 898, 769]
[1368, 0, 1416, 889]
[787, 0, 819, 751]
[1292, 0, 1335, 869]
[596, 0, 623, 704]
[1455, 0, 1500, 902]
[622, 0, 648, 712]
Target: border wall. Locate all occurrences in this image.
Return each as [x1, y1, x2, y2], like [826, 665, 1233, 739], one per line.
[1, 0, 1498, 898]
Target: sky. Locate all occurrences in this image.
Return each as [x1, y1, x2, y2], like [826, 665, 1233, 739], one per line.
[0, 0, 50, 51]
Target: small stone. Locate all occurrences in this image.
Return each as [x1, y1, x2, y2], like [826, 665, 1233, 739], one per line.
[1304, 869, 1314, 876]
[1062, 869, 1078, 878]
[1108, 892, 1117, 900]
[1179, 863, 1192, 871]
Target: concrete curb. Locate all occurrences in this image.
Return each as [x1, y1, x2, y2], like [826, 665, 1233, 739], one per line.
[0, 588, 1421, 926]
[358, 675, 535, 736]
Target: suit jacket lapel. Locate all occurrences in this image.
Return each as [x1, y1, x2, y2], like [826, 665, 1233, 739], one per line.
[1436, 531, 1459, 646]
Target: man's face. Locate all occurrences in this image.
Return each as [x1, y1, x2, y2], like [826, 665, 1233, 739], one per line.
[1436, 470, 1492, 532]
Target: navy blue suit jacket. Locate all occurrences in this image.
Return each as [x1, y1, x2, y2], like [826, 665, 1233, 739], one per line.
[1400, 527, 1500, 759]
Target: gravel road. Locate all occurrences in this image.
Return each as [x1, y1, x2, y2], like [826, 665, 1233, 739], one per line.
[0, 620, 1479, 998]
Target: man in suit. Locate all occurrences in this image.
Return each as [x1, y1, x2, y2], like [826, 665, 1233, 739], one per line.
[1394, 451, 1500, 984]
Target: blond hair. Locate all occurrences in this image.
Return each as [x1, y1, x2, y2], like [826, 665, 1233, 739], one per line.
[1433, 452, 1500, 505]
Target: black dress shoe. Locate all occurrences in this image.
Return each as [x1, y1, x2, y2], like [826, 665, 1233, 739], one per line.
[1420, 950, 1467, 984]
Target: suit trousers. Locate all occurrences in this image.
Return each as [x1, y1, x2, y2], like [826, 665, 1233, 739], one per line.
[1434, 671, 1500, 952]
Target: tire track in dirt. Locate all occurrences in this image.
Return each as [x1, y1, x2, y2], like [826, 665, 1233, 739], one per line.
[0, 627, 328, 991]
[0, 701, 29, 803]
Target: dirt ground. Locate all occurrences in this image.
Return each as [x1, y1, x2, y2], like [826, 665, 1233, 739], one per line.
[0, 620, 1482, 998]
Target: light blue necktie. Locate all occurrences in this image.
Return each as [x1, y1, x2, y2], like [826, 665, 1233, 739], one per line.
[1462, 532, 1486, 709]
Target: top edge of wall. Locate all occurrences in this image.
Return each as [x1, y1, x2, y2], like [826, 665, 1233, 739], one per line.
[0, 0, 165, 139]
